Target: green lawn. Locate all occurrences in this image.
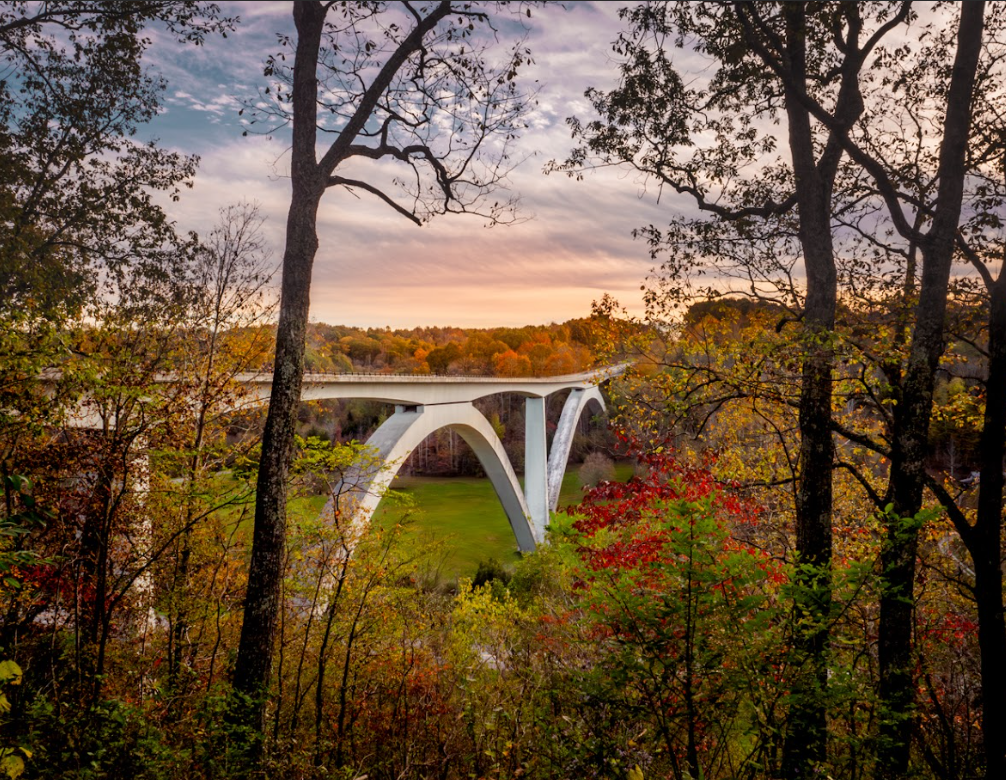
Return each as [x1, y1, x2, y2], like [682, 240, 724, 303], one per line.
[371, 462, 634, 582]
[208, 462, 634, 584]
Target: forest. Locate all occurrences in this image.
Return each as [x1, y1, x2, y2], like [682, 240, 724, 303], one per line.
[2, 2, 1006, 780]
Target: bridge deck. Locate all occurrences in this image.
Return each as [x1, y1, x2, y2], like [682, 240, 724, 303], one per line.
[235, 365, 625, 406]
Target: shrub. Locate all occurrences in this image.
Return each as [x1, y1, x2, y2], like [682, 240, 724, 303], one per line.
[578, 452, 615, 488]
[473, 558, 511, 589]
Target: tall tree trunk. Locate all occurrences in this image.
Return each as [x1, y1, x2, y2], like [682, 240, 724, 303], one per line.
[877, 5, 985, 776]
[231, 0, 326, 733]
[228, 0, 518, 746]
[973, 274, 1006, 779]
[778, 7, 843, 775]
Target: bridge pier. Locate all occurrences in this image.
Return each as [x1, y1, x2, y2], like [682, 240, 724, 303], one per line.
[524, 397, 549, 542]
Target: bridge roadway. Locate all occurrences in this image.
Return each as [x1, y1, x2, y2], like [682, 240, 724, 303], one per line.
[63, 365, 624, 550]
[234, 366, 619, 407]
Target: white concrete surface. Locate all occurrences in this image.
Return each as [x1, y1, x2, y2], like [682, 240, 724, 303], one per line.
[234, 365, 623, 407]
[332, 402, 538, 551]
[524, 396, 549, 542]
[547, 387, 606, 511]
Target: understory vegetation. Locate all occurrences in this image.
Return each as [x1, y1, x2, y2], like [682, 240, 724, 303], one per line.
[0, 368, 992, 779]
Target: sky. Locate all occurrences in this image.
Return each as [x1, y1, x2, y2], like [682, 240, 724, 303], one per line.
[143, 1, 680, 329]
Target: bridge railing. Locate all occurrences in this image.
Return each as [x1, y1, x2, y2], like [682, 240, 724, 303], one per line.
[258, 364, 629, 384]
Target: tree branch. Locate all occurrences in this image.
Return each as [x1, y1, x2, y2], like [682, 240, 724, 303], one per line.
[835, 459, 885, 509]
[327, 175, 423, 225]
[317, 1, 453, 176]
[731, 2, 921, 242]
[923, 473, 975, 546]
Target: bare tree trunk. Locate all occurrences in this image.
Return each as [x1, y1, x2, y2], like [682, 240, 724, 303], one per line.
[229, 0, 522, 745]
[877, 6, 985, 775]
[231, 0, 326, 732]
[972, 274, 1006, 779]
[231, 176, 323, 711]
[776, 6, 848, 774]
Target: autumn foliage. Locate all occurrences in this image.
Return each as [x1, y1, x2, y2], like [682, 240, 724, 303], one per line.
[562, 439, 789, 779]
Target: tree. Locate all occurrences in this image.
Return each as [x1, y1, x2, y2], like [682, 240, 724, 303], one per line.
[2, 213, 273, 769]
[567, 443, 786, 779]
[159, 202, 274, 690]
[0, 1, 234, 321]
[912, 27, 1006, 771]
[752, 8, 985, 774]
[0, 0, 234, 494]
[561, 3, 992, 777]
[5, 247, 204, 705]
[556, 4, 920, 773]
[233, 0, 534, 735]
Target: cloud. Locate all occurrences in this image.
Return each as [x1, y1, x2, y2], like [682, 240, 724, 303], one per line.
[149, 2, 677, 328]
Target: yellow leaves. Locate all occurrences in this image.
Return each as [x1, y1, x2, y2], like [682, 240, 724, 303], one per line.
[0, 748, 30, 779]
[0, 661, 27, 778]
[453, 577, 521, 623]
[0, 660, 21, 691]
[450, 578, 536, 670]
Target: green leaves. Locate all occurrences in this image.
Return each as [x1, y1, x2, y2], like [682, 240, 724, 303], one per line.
[566, 447, 788, 777]
[0, 473, 49, 584]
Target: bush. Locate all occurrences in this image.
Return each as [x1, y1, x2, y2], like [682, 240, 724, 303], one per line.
[27, 698, 180, 780]
[472, 557, 511, 589]
[578, 452, 615, 488]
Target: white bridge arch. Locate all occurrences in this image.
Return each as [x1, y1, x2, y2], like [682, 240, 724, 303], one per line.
[330, 380, 610, 551]
[287, 368, 619, 551]
[339, 403, 538, 549]
[547, 386, 606, 513]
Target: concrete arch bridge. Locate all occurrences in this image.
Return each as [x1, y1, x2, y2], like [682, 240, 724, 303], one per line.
[237, 367, 621, 550]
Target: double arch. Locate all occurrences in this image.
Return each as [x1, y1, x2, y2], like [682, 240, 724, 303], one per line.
[335, 385, 607, 551]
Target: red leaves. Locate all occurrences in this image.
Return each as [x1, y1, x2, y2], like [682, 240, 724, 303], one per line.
[922, 611, 978, 643]
[568, 433, 770, 572]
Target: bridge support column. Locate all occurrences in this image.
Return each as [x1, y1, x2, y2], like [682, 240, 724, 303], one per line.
[547, 387, 606, 511]
[524, 396, 549, 541]
[129, 437, 158, 641]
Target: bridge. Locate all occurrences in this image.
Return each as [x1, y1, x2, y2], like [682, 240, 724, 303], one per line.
[60, 365, 622, 550]
[237, 367, 621, 550]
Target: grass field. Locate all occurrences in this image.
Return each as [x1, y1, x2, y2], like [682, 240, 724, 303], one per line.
[215, 462, 632, 584]
[371, 462, 635, 582]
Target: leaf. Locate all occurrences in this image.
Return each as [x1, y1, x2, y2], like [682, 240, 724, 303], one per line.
[0, 752, 25, 779]
[0, 661, 22, 685]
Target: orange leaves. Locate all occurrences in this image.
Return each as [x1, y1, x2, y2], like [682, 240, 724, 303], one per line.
[304, 321, 599, 377]
[492, 349, 533, 377]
